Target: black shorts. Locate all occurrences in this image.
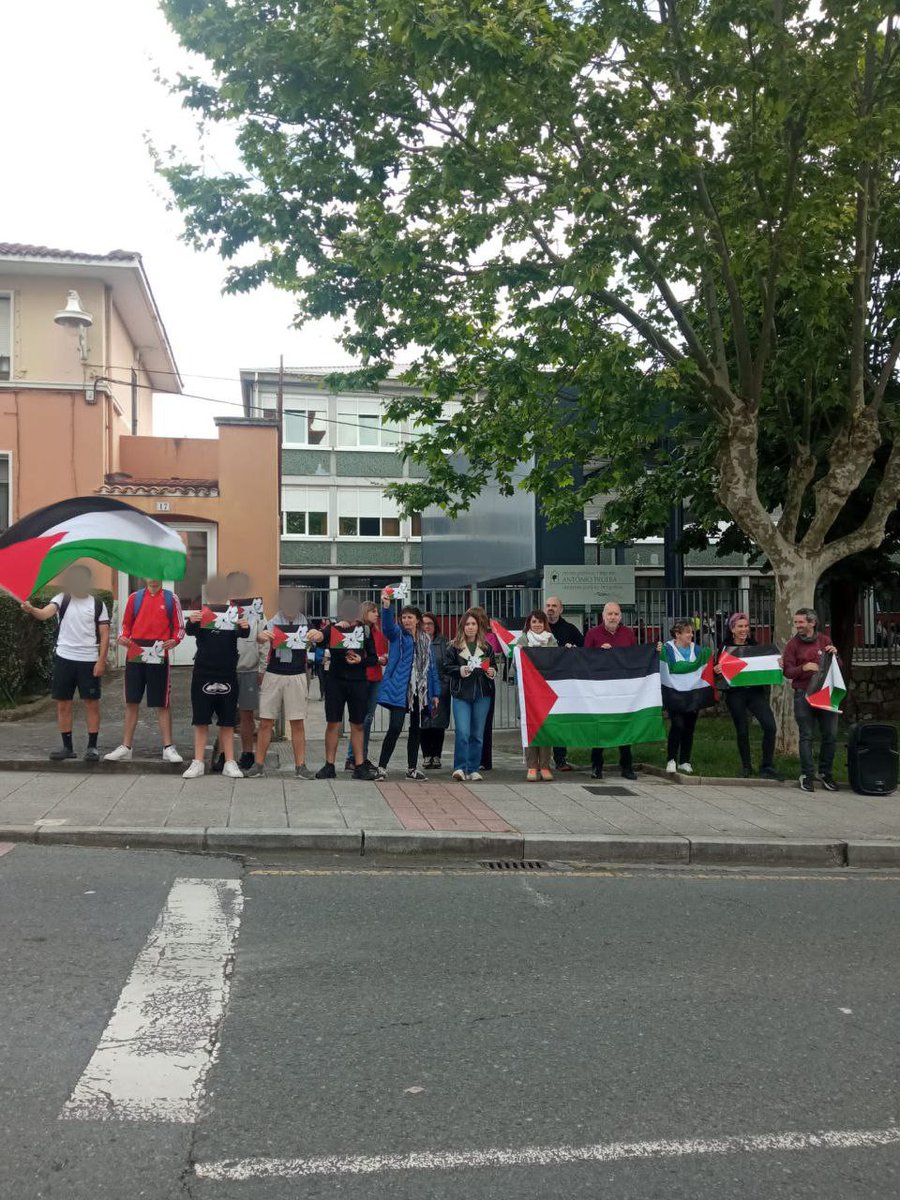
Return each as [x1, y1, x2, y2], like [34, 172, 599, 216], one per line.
[324, 674, 369, 725]
[125, 661, 171, 708]
[191, 674, 239, 727]
[52, 655, 101, 701]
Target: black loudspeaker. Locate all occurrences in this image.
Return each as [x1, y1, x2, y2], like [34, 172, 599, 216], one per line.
[848, 723, 899, 796]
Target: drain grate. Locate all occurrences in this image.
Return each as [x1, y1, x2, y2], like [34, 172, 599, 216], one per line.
[481, 860, 547, 871]
[583, 785, 636, 797]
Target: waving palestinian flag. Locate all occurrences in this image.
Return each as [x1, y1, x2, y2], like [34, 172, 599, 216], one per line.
[0, 497, 185, 600]
[806, 653, 846, 712]
[516, 644, 666, 748]
[659, 644, 717, 712]
[717, 644, 784, 688]
[490, 620, 519, 661]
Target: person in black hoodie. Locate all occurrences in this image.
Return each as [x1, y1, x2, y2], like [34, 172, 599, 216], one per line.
[544, 595, 584, 771]
[316, 599, 379, 780]
[182, 576, 250, 780]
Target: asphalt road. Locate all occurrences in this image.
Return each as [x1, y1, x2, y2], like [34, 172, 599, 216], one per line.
[3, 845, 900, 1199]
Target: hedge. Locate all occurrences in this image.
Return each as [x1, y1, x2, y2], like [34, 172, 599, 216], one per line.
[0, 589, 115, 706]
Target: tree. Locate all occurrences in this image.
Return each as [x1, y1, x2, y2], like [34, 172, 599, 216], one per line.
[159, 0, 900, 658]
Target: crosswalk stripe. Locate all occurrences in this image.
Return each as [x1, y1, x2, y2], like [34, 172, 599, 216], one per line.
[61, 876, 243, 1123]
[195, 1126, 900, 1182]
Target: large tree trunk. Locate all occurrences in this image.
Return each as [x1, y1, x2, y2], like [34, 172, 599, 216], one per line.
[770, 557, 821, 757]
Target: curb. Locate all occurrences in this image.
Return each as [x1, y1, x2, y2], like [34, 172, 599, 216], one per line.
[636, 763, 786, 787]
[2, 824, 900, 868]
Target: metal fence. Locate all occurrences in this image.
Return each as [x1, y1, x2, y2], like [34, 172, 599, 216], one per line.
[297, 582, 895, 732]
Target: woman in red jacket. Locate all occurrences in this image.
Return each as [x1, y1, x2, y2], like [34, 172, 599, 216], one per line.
[344, 600, 389, 770]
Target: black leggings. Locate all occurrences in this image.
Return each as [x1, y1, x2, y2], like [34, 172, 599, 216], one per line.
[378, 700, 421, 770]
[667, 710, 698, 764]
[420, 727, 445, 758]
[725, 687, 776, 771]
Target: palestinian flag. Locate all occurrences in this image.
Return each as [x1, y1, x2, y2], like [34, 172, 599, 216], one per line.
[0, 497, 185, 600]
[330, 624, 364, 651]
[515, 644, 666, 748]
[717, 644, 784, 688]
[199, 605, 237, 631]
[270, 623, 308, 650]
[490, 620, 519, 661]
[806, 654, 846, 712]
[127, 639, 165, 664]
[659, 645, 717, 712]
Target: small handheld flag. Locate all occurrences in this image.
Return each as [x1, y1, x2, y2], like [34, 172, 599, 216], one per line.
[270, 624, 308, 651]
[200, 604, 238, 631]
[330, 624, 365, 651]
[127, 639, 165, 665]
[806, 653, 846, 712]
[383, 582, 409, 602]
[489, 620, 518, 661]
[717, 645, 784, 688]
[233, 597, 264, 624]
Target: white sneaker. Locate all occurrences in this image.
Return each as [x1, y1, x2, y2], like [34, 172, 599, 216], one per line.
[182, 759, 205, 779]
[222, 760, 244, 779]
[103, 744, 132, 762]
[665, 759, 677, 774]
[678, 762, 694, 774]
[451, 769, 466, 782]
[467, 771, 483, 782]
[162, 745, 184, 764]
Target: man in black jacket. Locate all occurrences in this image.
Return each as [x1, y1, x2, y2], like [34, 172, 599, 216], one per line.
[544, 595, 584, 771]
[315, 603, 379, 780]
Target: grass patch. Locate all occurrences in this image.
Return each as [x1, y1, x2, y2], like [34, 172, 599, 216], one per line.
[566, 712, 898, 782]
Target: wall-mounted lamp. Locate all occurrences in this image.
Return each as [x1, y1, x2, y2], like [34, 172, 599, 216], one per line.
[53, 290, 93, 364]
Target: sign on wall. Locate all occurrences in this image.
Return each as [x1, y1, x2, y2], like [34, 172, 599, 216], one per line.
[543, 564, 636, 607]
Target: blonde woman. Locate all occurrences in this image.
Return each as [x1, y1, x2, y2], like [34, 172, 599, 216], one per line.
[444, 610, 496, 781]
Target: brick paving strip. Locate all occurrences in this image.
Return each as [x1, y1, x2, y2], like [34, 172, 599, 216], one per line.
[377, 782, 513, 833]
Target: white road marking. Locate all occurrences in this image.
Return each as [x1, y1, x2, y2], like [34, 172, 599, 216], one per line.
[62, 876, 243, 1123]
[195, 1126, 900, 1182]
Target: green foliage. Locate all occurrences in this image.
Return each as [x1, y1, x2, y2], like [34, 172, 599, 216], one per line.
[158, 0, 900, 588]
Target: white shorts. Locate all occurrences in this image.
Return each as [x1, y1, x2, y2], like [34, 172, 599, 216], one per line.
[259, 672, 308, 722]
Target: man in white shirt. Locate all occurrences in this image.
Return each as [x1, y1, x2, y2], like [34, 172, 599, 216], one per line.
[21, 564, 110, 761]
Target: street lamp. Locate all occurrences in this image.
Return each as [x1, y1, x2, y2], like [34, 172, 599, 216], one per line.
[53, 290, 93, 363]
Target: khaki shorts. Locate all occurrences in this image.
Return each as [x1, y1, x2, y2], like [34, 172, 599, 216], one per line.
[259, 671, 308, 722]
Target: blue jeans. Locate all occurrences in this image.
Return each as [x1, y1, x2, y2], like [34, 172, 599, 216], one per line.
[452, 696, 492, 774]
[346, 679, 382, 765]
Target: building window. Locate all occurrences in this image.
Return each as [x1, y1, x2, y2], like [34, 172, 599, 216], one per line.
[410, 513, 422, 537]
[585, 518, 601, 540]
[337, 398, 401, 448]
[283, 406, 327, 447]
[0, 296, 11, 381]
[282, 486, 329, 537]
[0, 455, 9, 530]
[337, 488, 402, 536]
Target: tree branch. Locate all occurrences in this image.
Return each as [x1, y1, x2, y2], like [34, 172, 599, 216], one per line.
[819, 439, 900, 570]
[801, 407, 881, 551]
[872, 323, 900, 410]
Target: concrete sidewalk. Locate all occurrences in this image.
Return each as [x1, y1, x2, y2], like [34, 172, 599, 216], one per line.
[1, 766, 898, 868]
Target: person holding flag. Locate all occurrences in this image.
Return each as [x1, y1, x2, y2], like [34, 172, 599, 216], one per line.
[315, 599, 379, 780]
[372, 591, 441, 781]
[584, 602, 639, 781]
[513, 610, 557, 781]
[782, 608, 841, 793]
[343, 601, 388, 771]
[445, 610, 497, 782]
[245, 587, 317, 780]
[660, 620, 716, 775]
[104, 579, 185, 764]
[420, 612, 451, 769]
[714, 612, 781, 780]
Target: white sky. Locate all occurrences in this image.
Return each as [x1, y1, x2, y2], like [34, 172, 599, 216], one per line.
[5, 0, 354, 437]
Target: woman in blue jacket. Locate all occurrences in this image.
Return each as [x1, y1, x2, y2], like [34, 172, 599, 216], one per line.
[374, 590, 440, 780]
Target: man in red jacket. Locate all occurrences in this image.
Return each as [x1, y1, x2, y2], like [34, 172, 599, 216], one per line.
[584, 601, 638, 780]
[104, 579, 185, 763]
[782, 607, 840, 792]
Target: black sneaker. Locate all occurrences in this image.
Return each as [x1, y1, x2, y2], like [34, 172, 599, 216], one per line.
[210, 753, 225, 775]
[49, 747, 77, 761]
[590, 767, 603, 780]
[343, 759, 355, 771]
[405, 768, 426, 781]
[83, 747, 100, 762]
[621, 768, 638, 782]
[759, 766, 783, 781]
[353, 762, 379, 781]
[244, 763, 265, 778]
[740, 766, 753, 778]
[820, 775, 840, 792]
[316, 762, 337, 780]
[799, 775, 815, 793]
[238, 751, 255, 771]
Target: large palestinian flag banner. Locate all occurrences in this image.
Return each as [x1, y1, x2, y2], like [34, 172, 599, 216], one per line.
[515, 644, 666, 748]
[806, 653, 846, 712]
[0, 497, 186, 600]
[717, 644, 785, 688]
[659, 645, 717, 712]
